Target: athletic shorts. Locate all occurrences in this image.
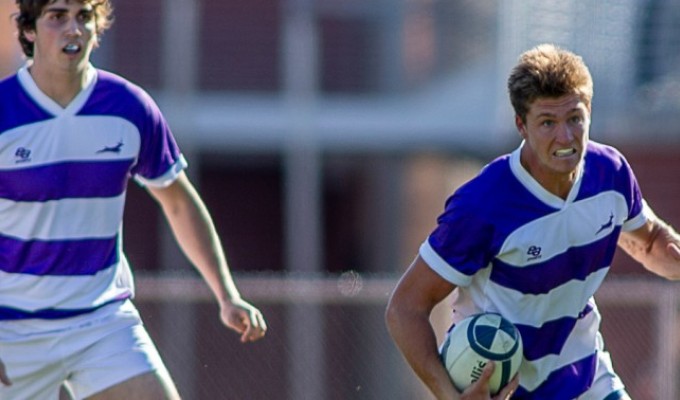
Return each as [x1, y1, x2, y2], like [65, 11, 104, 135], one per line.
[0, 300, 169, 400]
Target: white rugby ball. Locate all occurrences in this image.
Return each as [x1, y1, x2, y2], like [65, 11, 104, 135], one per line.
[440, 313, 523, 395]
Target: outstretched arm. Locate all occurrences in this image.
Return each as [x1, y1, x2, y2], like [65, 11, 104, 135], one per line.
[148, 171, 267, 342]
[618, 205, 680, 280]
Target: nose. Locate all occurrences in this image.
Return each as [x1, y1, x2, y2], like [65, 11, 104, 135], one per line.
[556, 122, 575, 143]
[65, 18, 82, 37]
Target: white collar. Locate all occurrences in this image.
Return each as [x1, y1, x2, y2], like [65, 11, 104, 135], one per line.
[509, 141, 584, 208]
[17, 62, 98, 116]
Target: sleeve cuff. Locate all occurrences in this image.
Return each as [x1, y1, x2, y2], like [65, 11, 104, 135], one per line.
[134, 155, 188, 188]
[419, 240, 472, 287]
[622, 199, 650, 232]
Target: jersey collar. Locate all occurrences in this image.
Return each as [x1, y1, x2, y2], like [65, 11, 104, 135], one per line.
[510, 141, 584, 209]
[17, 62, 98, 117]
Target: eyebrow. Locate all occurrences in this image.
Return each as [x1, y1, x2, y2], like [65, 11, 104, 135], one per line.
[42, 3, 94, 14]
[42, 6, 68, 13]
[535, 108, 585, 119]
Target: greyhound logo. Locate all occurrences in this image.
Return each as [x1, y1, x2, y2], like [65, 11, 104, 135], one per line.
[96, 141, 124, 154]
[596, 212, 614, 235]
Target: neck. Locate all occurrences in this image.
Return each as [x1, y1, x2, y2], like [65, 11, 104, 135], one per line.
[541, 174, 576, 199]
[519, 151, 579, 200]
[28, 61, 89, 108]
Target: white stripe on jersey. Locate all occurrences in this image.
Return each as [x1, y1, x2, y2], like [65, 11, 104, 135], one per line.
[0, 256, 133, 312]
[468, 268, 609, 327]
[423, 235, 609, 325]
[0, 116, 141, 170]
[497, 192, 630, 267]
[0, 195, 124, 240]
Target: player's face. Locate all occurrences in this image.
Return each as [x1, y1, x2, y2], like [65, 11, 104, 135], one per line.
[516, 94, 590, 194]
[24, 0, 99, 73]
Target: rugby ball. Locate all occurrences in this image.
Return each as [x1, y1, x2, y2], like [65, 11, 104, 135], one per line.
[440, 313, 523, 395]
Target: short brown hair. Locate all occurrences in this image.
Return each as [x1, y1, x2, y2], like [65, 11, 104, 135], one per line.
[14, 0, 113, 57]
[507, 44, 593, 122]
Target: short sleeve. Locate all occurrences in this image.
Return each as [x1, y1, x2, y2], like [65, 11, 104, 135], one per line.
[617, 153, 647, 232]
[420, 189, 495, 286]
[129, 91, 186, 187]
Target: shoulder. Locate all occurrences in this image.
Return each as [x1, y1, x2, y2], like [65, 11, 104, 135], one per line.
[580, 140, 640, 199]
[439, 154, 513, 222]
[450, 155, 513, 206]
[0, 73, 23, 106]
[81, 69, 166, 127]
[0, 73, 19, 89]
[584, 141, 630, 171]
[0, 73, 52, 134]
[90, 69, 157, 110]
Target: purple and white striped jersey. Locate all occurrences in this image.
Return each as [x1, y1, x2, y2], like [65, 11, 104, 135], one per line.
[420, 142, 647, 399]
[0, 65, 186, 321]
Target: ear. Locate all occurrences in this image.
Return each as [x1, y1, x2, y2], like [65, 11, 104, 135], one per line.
[23, 29, 36, 43]
[515, 115, 527, 139]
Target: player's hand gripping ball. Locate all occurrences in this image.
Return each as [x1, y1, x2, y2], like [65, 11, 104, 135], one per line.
[440, 313, 523, 395]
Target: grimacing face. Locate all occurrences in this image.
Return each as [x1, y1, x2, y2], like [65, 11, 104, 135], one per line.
[516, 94, 591, 188]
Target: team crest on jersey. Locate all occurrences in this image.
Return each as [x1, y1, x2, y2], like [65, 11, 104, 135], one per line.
[526, 245, 542, 261]
[596, 212, 614, 235]
[96, 141, 124, 154]
[14, 147, 31, 163]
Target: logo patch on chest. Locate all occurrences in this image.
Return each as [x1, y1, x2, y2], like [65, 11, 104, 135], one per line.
[14, 147, 32, 163]
[526, 245, 542, 261]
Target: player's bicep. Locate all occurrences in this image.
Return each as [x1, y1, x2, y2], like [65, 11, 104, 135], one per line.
[146, 172, 193, 210]
[389, 255, 456, 315]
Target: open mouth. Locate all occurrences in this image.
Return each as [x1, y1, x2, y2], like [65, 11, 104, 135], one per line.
[63, 44, 81, 55]
[554, 148, 576, 157]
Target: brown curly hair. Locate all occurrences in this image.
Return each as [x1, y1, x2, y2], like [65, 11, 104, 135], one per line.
[14, 0, 114, 58]
[507, 44, 593, 123]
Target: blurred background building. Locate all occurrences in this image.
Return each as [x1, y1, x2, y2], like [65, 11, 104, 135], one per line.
[1, 0, 679, 398]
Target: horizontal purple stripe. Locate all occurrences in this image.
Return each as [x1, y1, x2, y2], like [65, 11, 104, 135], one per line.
[516, 304, 593, 361]
[514, 352, 597, 399]
[0, 234, 118, 276]
[0, 159, 134, 202]
[0, 298, 128, 321]
[490, 229, 620, 295]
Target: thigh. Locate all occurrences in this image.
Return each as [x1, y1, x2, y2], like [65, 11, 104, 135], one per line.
[65, 310, 179, 399]
[85, 371, 180, 400]
[0, 335, 64, 400]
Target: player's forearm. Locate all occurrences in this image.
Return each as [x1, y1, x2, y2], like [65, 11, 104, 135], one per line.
[619, 217, 680, 280]
[643, 219, 680, 279]
[176, 207, 243, 303]
[158, 182, 243, 303]
[385, 306, 460, 399]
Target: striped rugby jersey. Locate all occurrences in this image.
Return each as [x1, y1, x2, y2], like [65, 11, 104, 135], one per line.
[0, 64, 186, 321]
[420, 141, 647, 399]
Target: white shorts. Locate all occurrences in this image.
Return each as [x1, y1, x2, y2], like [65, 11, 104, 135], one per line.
[0, 300, 169, 400]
